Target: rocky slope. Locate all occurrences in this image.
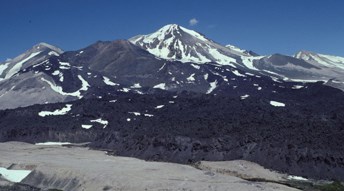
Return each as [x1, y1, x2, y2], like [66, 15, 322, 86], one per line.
[0, 85, 343, 181]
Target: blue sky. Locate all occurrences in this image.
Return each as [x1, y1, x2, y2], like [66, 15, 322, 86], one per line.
[1, 0, 344, 61]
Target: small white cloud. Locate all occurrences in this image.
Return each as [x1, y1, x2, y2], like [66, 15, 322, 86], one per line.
[189, 18, 199, 26]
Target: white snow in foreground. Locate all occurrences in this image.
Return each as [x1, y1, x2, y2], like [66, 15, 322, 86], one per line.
[288, 78, 322, 83]
[191, 64, 200, 69]
[187, 73, 196, 82]
[52, 70, 60, 76]
[109, 100, 117, 103]
[119, 88, 130, 92]
[144, 113, 154, 117]
[130, 83, 142, 88]
[292, 85, 304, 89]
[59, 61, 70, 67]
[270, 101, 286, 107]
[232, 70, 246, 77]
[153, 83, 166, 90]
[155, 105, 165, 109]
[206, 80, 217, 94]
[103, 76, 119, 86]
[90, 118, 108, 128]
[5, 51, 41, 79]
[127, 118, 131, 122]
[38, 104, 72, 117]
[35, 142, 72, 146]
[0, 167, 31, 183]
[129, 112, 141, 116]
[287, 175, 308, 181]
[41, 75, 89, 99]
[59, 61, 71, 70]
[204, 73, 209, 80]
[240, 94, 250, 100]
[81, 124, 93, 129]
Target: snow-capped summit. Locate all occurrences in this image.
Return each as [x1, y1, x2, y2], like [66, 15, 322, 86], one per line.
[130, 24, 252, 66]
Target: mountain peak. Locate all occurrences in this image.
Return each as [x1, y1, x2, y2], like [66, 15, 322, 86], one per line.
[163, 23, 180, 29]
[130, 24, 253, 65]
[33, 42, 64, 54]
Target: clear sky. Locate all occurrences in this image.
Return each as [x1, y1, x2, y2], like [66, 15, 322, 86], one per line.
[1, 0, 344, 61]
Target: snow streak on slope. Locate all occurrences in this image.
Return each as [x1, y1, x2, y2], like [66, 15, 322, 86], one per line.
[270, 101, 285, 107]
[91, 118, 108, 128]
[41, 75, 90, 99]
[103, 76, 119, 86]
[38, 104, 72, 117]
[206, 80, 218, 94]
[5, 51, 41, 79]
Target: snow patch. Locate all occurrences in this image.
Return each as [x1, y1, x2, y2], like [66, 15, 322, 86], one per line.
[103, 76, 119, 86]
[232, 70, 246, 77]
[82, 124, 93, 129]
[292, 85, 304, 89]
[155, 105, 165, 109]
[42, 75, 89, 99]
[0, 167, 31, 183]
[153, 83, 166, 90]
[287, 175, 308, 181]
[119, 88, 130, 92]
[52, 70, 60, 76]
[90, 118, 108, 128]
[130, 83, 142, 88]
[240, 94, 250, 100]
[270, 101, 285, 107]
[129, 112, 141, 116]
[187, 73, 196, 82]
[206, 80, 217, 94]
[191, 64, 200, 69]
[5, 51, 41, 79]
[204, 73, 209, 80]
[38, 104, 72, 117]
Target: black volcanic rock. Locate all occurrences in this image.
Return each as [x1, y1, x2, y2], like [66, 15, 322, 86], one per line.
[0, 84, 344, 181]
